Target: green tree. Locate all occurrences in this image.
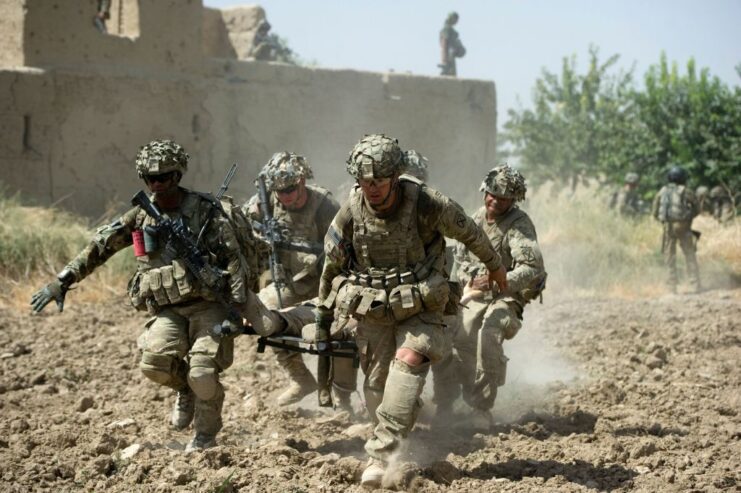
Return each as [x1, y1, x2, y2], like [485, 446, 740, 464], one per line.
[502, 46, 634, 190]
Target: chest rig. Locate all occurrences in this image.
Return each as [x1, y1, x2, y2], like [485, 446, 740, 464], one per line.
[128, 191, 218, 313]
[269, 185, 329, 281]
[327, 179, 449, 322]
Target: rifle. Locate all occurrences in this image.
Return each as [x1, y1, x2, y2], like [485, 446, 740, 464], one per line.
[251, 222, 323, 254]
[691, 229, 701, 248]
[131, 191, 241, 323]
[661, 223, 669, 255]
[256, 174, 288, 308]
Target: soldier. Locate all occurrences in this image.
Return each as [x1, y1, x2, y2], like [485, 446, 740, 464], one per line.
[432, 165, 546, 430]
[609, 172, 641, 217]
[652, 166, 701, 293]
[30, 139, 283, 451]
[695, 186, 711, 215]
[314, 134, 507, 487]
[402, 150, 429, 182]
[249, 20, 276, 61]
[244, 152, 344, 406]
[709, 185, 735, 223]
[94, 0, 111, 33]
[439, 12, 466, 76]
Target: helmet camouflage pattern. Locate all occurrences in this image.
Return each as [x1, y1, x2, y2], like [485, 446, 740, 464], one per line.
[260, 151, 313, 191]
[480, 164, 527, 201]
[346, 134, 404, 180]
[135, 139, 189, 178]
[624, 172, 639, 185]
[695, 185, 709, 198]
[403, 150, 429, 181]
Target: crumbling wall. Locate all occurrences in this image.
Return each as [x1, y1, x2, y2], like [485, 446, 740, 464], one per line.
[0, 1, 497, 218]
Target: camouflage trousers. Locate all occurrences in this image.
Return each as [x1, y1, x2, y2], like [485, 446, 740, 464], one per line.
[137, 300, 233, 437]
[360, 310, 451, 461]
[664, 222, 700, 291]
[432, 297, 522, 412]
[277, 302, 358, 397]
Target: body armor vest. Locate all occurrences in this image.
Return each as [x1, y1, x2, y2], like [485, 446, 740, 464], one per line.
[129, 191, 219, 312]
[269, 185, 330, 281]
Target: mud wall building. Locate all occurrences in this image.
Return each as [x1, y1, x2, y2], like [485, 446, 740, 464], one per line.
[0, 0, 497, 217]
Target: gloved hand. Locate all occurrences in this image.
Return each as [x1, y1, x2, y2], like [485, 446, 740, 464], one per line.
[30, 278, 70, 313]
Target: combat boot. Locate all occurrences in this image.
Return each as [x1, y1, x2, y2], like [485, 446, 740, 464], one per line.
[170, 388, 195, 430]
[334, 389, 355, 417]
[360, 458, 386, 489]
[276, 356, 317, 406]
[185, 432, 216, 452]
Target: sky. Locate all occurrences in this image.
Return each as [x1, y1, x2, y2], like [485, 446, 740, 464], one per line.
[204, 0, 741, 129]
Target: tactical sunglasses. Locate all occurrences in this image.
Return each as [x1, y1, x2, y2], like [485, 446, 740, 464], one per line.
[144, 171, 176, 184]
[276, 185, 298, 195]
[357, 177, 392, 189]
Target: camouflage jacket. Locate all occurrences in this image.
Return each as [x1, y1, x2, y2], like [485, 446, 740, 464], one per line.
[244, 185, 339, 287]
[64, 187, 249, 308]
[652, 184, 699, 224]
[318, 181, 501, 316]
[609, 187, 641, 216]
[455, 205, 545, 306]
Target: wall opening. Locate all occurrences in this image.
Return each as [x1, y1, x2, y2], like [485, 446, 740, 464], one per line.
[22, 114, 31, 152]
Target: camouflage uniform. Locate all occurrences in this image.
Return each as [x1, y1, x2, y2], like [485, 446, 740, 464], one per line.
[609, 172, 641, 217]
[94, 0, 111, 33]
[439, 12, 466, 76]
[695, 186, 711, 215]
[245, 152, 344, 405]
[652, 166, 701, 292]
[316, 135, 502, 482]
[709, 185, 735, 223]
[31, 140, 281, 451]
[432, 165, 545, 427]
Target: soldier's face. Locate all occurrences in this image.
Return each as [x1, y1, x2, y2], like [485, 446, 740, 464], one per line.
[358, 177, 393, 206]
[144, 171, 179, 194]
[275, 179, 306, 210]
[485, 193, 513, 217]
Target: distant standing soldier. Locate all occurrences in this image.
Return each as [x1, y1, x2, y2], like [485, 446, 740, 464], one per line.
[609, 172, 641, 217]
[432, 165, 546, 430]
[244, 152, 342, 406]
[695, 186, 711, 215]
[709, 185, 735, 223]
[94, 0, 111, 33]
[652, 166, 701, 293]
[30, 139, 283, 450]
[439, 12, 466, 76]
[315, 134, 507, 487]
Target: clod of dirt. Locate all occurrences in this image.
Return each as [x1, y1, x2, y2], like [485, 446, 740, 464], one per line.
[429, 460, 462, 484]
[76, 396, 95, 412]
[630, 440, 657, 459]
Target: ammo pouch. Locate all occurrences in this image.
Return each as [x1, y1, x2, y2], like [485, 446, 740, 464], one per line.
[520, 272, 547, 303]
[128, 260, 197, 312]
[335, 270, 450, 323]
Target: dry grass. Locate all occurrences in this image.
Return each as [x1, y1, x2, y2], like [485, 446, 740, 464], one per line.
[0, 192, 133, 311]
[525, 183, 740, 299]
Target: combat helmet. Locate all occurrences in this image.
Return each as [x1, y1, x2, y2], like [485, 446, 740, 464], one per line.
[624, 172, 639, 185]
[667, 166, 688, 185]
[480, 164, 527, 202]
[260, 151, 313, 192]
[446, 11, 459, 25]
[695, 185, 709, 198]
[403, 150, 429, 182]
[346, 134, 404, 180]
[135, 139, 189, 179]
[709, 185, 727, 199]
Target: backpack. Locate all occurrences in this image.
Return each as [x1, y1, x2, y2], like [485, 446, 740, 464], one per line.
[659, 184, 692, 222]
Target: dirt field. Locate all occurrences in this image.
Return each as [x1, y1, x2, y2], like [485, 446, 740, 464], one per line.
[1, 288, 739, 492]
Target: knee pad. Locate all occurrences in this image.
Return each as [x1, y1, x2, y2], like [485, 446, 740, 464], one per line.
[188, 355, 219, 401]
[140, 351, 179, 386]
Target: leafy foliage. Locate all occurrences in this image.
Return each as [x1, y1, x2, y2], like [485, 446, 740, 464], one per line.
[502, 48, 741, 199]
